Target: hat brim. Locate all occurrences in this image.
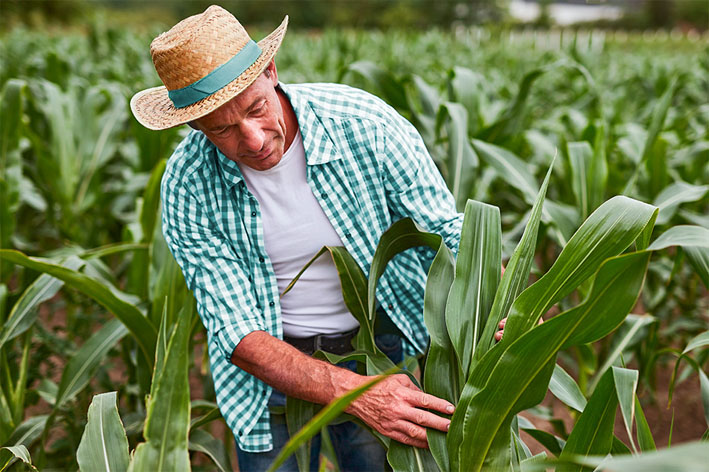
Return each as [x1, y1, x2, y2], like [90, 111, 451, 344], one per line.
[130, 16, 288, 131]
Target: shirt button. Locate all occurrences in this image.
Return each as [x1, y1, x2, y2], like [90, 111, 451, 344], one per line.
[259, 257, 265, 263]
[269, 301, 275, 307]
[388, 304, 394, 310]
[321, 193, 327, 199]
[344, 232, 351, 238]
[251, 211, 256, 217]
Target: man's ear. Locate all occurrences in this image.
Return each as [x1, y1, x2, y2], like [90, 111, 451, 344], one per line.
[264, 59, 278, 85]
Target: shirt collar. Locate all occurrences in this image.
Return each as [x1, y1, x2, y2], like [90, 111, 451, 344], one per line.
[213, 82, 342, 189]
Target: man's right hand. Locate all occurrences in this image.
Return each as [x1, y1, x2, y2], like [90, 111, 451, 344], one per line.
[346, 373, 454, 449]
[231, 330, 454, 449]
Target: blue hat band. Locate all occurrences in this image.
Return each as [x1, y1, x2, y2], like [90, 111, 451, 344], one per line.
[167, 40, 262, 109]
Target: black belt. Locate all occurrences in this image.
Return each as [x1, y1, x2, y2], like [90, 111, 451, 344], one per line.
[284, 328, 358, 356]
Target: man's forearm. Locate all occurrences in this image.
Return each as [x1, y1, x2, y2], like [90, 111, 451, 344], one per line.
[230, 330, 362, 405]
[230, 329, 454, 449]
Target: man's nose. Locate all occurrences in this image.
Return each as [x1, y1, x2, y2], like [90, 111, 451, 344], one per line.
[240, 121, 266, 153]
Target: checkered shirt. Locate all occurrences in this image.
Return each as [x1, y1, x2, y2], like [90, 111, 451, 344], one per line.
[161, 82, 463, 452]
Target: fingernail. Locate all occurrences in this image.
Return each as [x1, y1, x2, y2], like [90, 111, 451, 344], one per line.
[446, 422, 450, 431]
[446, 405, 454, 414]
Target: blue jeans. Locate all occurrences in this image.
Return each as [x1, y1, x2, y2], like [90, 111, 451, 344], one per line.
[236, 334, 403, 472]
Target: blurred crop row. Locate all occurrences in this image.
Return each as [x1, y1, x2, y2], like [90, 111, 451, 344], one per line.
[0, 22, 707, 470]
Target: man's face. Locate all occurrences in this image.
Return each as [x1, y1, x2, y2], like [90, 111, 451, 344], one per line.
[195, 61, 289, 171]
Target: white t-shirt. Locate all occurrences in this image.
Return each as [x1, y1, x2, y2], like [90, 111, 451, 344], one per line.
[238, 130, 360, 338]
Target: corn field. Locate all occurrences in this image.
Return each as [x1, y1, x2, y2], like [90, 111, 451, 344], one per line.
[0, 19, 708, 471]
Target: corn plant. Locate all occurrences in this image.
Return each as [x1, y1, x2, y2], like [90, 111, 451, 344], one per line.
[278, 157, 709, 470]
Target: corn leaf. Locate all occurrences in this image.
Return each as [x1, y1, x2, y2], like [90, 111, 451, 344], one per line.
[503, 196, 657, 344]
[589, 315, 655, 391]
[565, 440, 709, 471]
[567, 141, 594, 219]
[54, 319, 128, 410]
[549, 364, 587, 413]
[452, 250, 651, 471]
[612, 367, 639, 454]
[129, 299, 192, 471]
[445, 200, 500, 380]
[367, 218, 442, 323]
[423, 239, 457, 472]
[267, 373, 390, 472]
[0, 79, 27, 278]
[521, 428, 565, 456]
[476, 156, 554, 360]
[0, 257, 84, 350]
[652, 182, 709, 226]
[286, 397, 319, 472]
[682, 331, 709, 355]
[436, 102, 478, 211]
[634, 397, 656, 452]
[188, 429, 232, 472]
[558, 369, 619, 472]
[0, 250, 157, 365]
[77, 392, 130, 472]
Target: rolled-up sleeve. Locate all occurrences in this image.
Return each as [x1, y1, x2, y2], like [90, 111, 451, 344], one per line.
[161, 168, 263, 361]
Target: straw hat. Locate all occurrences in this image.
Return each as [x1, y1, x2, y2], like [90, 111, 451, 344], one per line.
[131, 5, 288, 130]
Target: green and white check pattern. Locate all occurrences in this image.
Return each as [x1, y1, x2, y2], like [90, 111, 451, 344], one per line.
[161, 82, 463, 452]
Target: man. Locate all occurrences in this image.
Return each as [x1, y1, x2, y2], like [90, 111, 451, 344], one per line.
[131, 5, 498, 470]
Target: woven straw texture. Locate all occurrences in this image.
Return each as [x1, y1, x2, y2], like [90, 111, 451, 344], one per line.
[131, 6, 288, 130]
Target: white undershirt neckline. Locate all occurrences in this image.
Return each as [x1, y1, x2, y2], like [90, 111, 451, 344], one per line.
[237, 130, 360, 338]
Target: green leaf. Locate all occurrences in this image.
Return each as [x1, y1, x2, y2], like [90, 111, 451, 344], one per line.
[504, 197, 656, 344]
[634, 397, 656, 451]
[623, 77, 678, 195]
[54, 319, 128, 410]
[140, 159, 167, 244]
[0, 79, 27, 278]
[567, 141, 594, 219]
[188, 429, 232, 472]
[341, 61, 409, 110]
[1, 445, 37, 472]
[589, 315, 655, 391]
[0, 250, 157, 365]
[436, 102, 478, 210]
[0, 257, 84, 350]
[286, 397, 319, 472]
[129, 300, 192, 471]
[549, 364, 587, 413]
[77, 392, 130, 472]
[367, 218, 442, 324]
[648, 225, 709, 287]
[445, 200, 500, 380]
[558, 369, 618, 472]
[652, 182, 709, 226]
[476, 156, 554, 359]
[683, 331, 709, 355]
[566, 440, 709, 471]
[451, 251, 650, 471]
[422, 237, 457, 472]
[612, 367, 639, 454]
[521, 428, 565, 457]
[387, 441, 440, 472]
[267, 372, 391, 472]
[479, 66, 547, 143]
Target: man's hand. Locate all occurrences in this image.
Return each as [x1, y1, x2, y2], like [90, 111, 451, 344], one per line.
[495, 316, 544, 342]
[231, 331, 453, 449]
[346, 374, 454, 449]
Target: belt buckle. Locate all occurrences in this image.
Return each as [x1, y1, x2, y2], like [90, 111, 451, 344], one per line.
[314, 334, 325, 353]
